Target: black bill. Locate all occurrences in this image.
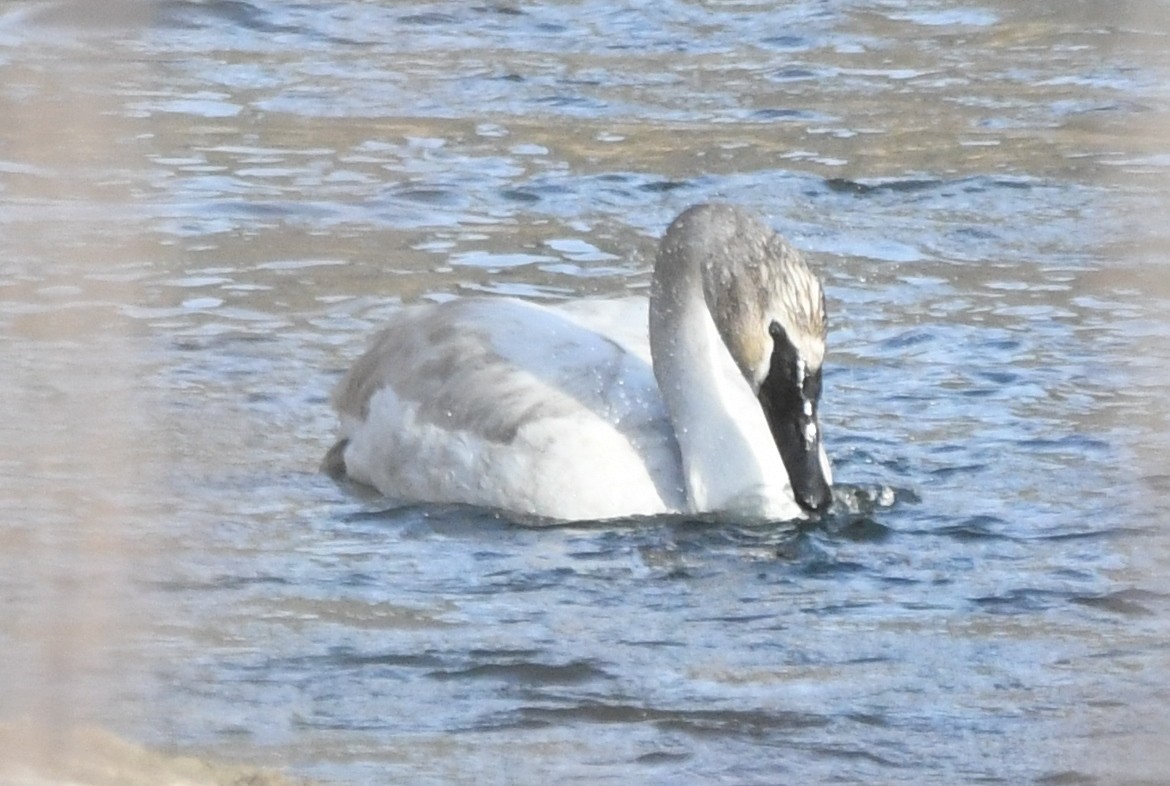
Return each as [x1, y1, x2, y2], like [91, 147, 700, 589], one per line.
[757, 322, 832, 513]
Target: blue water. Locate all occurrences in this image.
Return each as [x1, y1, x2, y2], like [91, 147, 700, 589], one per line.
[2, 0, 1170, 783]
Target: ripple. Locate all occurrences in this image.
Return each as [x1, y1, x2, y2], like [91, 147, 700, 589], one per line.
[429, 659, 611, 686]
[824, 176, 943, 195]
[1071, 589, 1165, 618]
[504, 703, 830, 736]
[398, 12, 459, 26]
[157, 0, 304, 34]
[971, 588, 1078, 615]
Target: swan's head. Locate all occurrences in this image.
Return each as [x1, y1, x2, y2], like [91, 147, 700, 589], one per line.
[678, 203, 833, 513]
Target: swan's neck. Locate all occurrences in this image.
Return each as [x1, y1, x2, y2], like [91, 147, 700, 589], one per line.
[650, 272, 799, 519]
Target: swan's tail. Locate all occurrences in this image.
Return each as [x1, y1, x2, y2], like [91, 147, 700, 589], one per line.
[321, 438, 350, 480]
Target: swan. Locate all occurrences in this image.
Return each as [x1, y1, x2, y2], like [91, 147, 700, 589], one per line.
[324, 202, 832, 521]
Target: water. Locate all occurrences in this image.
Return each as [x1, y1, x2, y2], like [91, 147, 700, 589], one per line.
[3, 0, 1170, 783]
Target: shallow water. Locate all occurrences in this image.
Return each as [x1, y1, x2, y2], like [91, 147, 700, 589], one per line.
[3, 0, 1170, 783]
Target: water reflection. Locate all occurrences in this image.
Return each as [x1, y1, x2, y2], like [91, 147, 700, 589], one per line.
[1, 0, 1169, 783]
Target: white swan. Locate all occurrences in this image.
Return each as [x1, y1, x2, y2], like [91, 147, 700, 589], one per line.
[325, 203, 832, 521]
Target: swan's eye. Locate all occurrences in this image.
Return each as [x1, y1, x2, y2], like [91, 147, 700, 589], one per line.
[768, 320, 783, 339]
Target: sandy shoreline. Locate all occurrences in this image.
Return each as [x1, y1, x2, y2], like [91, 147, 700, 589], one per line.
[0, 722, 310, 786]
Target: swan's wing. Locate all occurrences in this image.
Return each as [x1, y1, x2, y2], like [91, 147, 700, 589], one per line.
[555, 296, 652, 366]
[329, 297, 684, 518]
[333, 298, 658, 441]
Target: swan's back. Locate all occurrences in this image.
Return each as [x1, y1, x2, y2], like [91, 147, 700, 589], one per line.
[328, 298, 685, 519]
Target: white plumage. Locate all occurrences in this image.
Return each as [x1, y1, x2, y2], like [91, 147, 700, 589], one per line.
[326, 203, 832, 522]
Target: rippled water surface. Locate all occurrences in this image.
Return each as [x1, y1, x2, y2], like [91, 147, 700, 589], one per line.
[4, 1, 1170, 783]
